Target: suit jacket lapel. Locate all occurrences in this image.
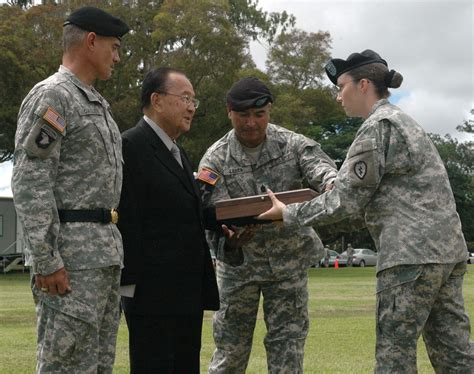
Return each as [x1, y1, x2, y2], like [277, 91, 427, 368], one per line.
[138, 120, 195, 196]
[181, 147, 202, 200]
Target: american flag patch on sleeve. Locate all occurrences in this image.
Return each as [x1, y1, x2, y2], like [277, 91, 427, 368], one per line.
[42, 107, 66, 134]
[197, 167, 220, 186]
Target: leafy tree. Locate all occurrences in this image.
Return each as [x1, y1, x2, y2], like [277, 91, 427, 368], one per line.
[0, 4, 63, 162]
[430, 133, 474, 245]
[456, 109, 474, 134]
[264, 27, 357, 164]
[0, 0, 294, 166]
[269, 87, 316, 133]
[95, 0, 166, 135]
[266, 29, 331, 89]
[227, 0, 295, 43]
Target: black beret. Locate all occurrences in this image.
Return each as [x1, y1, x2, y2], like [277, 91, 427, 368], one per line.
[64, 6, 130, 39]
[227, 77, 273, 112]
[325, 49, 387, 85]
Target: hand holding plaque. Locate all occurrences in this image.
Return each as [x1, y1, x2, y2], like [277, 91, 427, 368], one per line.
[256, 189, 286, 221]
[215, 188, 318, 227]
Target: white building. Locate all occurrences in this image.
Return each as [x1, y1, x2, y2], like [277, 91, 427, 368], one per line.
[0, 197, 25, 272]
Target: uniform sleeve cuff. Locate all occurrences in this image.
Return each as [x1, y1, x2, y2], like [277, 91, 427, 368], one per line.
[282, 205, 301, 228]
[33, 252, 64, 275]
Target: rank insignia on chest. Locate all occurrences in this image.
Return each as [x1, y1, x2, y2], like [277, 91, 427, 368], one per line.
[354, 161, 367, 180]
[197, 167, 220, 186]
[42, 107, 66, 134]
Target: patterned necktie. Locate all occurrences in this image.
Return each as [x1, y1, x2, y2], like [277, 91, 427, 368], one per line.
[171, 143, 183, 168]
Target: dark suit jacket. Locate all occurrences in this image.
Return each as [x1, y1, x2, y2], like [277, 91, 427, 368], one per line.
[118, 119, 219, 316]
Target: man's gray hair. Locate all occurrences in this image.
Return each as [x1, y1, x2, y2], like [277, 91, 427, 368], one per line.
[63, 24, 88, 52]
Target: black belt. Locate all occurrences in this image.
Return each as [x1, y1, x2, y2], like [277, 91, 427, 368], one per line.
[58, 209, 119, 224]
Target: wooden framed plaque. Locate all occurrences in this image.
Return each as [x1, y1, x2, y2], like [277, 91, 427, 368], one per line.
[215, 188, 318, 226]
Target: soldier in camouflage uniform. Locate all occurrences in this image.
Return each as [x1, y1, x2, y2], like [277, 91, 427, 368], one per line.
[197, 77, 337, 373]
[11, 7, 129, 374]
[259, 50, 474, 373]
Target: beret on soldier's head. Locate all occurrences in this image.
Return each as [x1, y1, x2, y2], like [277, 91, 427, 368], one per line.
[63, 6, 130, 39]
[325, 49, 387, 85]
[227, 77, 273, 112]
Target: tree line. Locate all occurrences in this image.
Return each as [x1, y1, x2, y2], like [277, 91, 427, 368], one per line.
[0, 0, 472, 249]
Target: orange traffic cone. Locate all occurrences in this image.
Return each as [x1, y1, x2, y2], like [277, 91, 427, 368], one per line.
[334, 259, 339, 269]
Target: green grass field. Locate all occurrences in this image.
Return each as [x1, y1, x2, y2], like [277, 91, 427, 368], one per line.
[1, 267, 473, 373]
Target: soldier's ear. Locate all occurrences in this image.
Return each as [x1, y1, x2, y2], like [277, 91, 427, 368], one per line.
[85, 32, 98, 51]
[226, 104, 233, 119]
[359, 78, 370, 94]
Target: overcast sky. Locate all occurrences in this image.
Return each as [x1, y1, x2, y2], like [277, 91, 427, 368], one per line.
[250, 0, 473, 139]
[1, 0, 473, 197]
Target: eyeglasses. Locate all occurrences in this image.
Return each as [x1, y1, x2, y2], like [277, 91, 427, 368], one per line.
[156, 91, 200, 109]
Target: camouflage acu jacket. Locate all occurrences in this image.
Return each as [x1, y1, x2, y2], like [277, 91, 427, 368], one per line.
[199, 123, 337, 280]
[284, 100, 467, 273]
[12, 66, 123, 275]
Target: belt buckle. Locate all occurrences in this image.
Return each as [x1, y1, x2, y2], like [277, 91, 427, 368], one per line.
[110, 209, 119, 224]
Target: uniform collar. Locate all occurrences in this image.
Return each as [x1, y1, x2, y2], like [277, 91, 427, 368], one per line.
[368, 98, 390, 118]
[228, 123, 284, 167]
[58, 65, 107, 106]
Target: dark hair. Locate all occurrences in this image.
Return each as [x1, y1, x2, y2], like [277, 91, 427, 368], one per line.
[141, 67, 186, 110]
[347, 63, 403, 98]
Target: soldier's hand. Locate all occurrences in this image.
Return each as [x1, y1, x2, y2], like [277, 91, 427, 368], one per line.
[257, 189, 285, 221]
[325, 182, 335, 192]
[35, 267, 72, 296]
[222, 224, 256, 249]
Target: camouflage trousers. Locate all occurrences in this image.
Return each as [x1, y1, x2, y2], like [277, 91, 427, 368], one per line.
[33, 266, 121, 374]
[376, 262, 474, 373]
[209, 272, 308, 374]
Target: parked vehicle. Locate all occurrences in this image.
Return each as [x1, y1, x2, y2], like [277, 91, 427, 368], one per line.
[468, 252, 474, 264]
[350, 248, 378, 267]
[316, 249, 347, 267]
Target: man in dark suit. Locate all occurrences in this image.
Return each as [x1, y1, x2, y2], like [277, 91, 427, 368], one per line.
[118, 67, 219, 373]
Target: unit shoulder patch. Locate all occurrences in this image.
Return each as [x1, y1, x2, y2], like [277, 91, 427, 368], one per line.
[23, 106, 65, 159]
[354, 161, 367, 180]
[35, 125, 58, 149]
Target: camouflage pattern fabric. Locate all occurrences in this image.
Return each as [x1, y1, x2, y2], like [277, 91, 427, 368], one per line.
[34, 267, 121, 374]
[281, 99, 473, 371]
[210, 272, 308, 374]
[11, 65, 123, 373]
[376, 262, 474, 373]
[283, 99, 467, 272]
[199, 124, 337, 372]
[199, 123, 337, 280]
[12, 65, 123, 274]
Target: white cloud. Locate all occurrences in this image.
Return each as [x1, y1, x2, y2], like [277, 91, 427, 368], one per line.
[250, 0, 474, 141]
[397, 91, 472, 141]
